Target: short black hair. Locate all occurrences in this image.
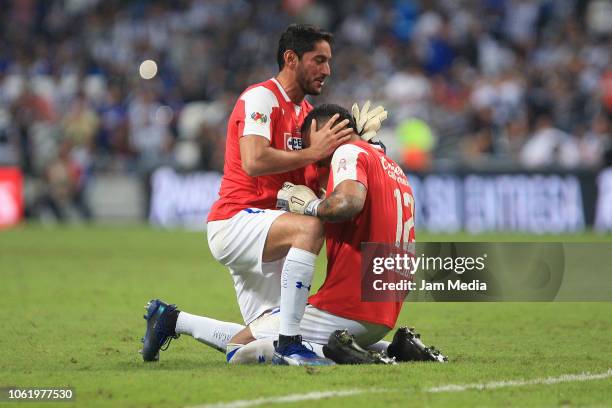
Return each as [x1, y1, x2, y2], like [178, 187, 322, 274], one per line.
[301, 104, 358, 135]
[277, 24, 334, 70]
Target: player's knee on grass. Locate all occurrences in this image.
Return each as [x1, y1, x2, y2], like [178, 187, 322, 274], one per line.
[226, 338, 276, 364]
[226, 327, 268, 364]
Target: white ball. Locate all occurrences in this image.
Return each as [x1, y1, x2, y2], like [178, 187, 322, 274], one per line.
[139, 60, 158, 80]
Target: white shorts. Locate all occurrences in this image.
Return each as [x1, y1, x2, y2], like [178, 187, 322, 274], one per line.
[207, 208, 286, 325]
[249, 305, 390, 346]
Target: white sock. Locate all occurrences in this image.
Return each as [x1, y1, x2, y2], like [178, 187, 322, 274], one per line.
[279, 247, 316, 336]
[367, 340, 391, 354]
[226, 338, 276, 364]
[226, 339, 326, 364]
[175, 311, 244, 352]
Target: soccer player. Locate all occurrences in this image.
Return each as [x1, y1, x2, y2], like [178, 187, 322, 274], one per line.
[141, 104, 447, 364]
[141, 24, 353, 365]
[224, 103, 431, 364]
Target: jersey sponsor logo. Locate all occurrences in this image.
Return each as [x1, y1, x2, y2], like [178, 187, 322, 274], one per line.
[284, 132, 303, 150]
[250, 112, 268, 125]
[337, 158, 347, 172]
[380, 156, 409, 186]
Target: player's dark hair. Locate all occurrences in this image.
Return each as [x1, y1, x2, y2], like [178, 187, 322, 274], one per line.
[301, 104, 358, 135]
[277, 24, 334, 70]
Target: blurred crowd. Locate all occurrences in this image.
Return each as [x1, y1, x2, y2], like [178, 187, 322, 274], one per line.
[1, 0, 611, 200]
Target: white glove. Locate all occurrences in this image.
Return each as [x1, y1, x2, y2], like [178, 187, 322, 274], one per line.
[276, 182, 322, 216]
[351, 100, 388, 142]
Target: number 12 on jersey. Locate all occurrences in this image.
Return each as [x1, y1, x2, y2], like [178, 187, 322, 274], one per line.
[394, 188, 415, 247]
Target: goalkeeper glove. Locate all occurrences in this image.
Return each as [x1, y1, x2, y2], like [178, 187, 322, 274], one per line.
[276, 182, 322, 216]
[351, 100, 388, 142]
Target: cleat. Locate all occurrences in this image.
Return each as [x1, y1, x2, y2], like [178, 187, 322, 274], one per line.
[272, 335, 334, 366]
[387, 327, 448, 363]
[141, 299, 180, 362]
[323, 330, 396, 365]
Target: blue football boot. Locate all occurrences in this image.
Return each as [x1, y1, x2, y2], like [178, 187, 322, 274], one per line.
[140, 299, 180, 362]
[272, 335, 334, 366]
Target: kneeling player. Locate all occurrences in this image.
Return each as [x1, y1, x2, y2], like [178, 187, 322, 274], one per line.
[139, 104, 447, 364]
[224, 103, 445, 364]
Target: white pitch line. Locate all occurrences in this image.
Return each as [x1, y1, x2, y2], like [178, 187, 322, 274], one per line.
[427, 368, 612, 393]
[188, 388, 389, 408]
[188, 369, 612, 408]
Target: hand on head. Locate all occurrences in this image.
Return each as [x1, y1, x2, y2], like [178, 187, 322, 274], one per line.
[306, 113, 354, 162]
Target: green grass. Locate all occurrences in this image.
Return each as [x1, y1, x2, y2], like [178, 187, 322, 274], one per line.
[1, 225, 611, 407]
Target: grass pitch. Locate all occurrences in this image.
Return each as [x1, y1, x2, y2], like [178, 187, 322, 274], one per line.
[1, 225, 611, 407]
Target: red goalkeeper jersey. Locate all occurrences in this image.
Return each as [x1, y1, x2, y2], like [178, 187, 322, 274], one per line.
[309, 140, 415, 328]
